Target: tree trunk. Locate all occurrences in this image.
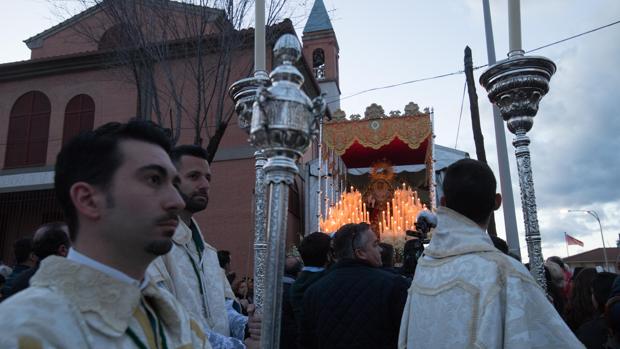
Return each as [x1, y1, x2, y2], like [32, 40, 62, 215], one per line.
[205, 120, 229, 164]
[132, 62, 143, 119]
[464, 46, 497, 236]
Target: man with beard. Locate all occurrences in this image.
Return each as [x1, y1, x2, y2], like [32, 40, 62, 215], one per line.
[148, 145, 259, 349]
[0, 120, 211, 348]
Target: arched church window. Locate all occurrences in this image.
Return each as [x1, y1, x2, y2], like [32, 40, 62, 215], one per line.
[313, 48, 325, 67]
[63, 94, 95, 145]
[5, 91, 51, 168]
[312, 48, 326, 80]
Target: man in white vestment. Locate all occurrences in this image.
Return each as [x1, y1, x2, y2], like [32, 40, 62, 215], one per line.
[147, 145, 260, 349]
[0, 120, 212, 348]
[398, 159, 584, 349]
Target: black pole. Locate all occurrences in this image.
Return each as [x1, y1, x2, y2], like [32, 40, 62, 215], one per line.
[464, 45, 497, 236]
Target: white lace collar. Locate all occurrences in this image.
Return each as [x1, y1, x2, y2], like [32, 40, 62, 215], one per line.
[424, 207, 497, 259]
[67, 248, 149, 290]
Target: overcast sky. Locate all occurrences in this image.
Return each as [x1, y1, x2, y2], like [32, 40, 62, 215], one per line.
[1, 0, 619, 263]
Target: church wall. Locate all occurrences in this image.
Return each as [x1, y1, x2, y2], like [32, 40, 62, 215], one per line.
[0, 66, 138, 168]
[30, 5, 222, 60]
[199, 156, 256, 277]
[30, 11, 108, 60]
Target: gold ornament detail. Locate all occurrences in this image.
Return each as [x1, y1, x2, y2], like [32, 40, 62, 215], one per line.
[370, 160, 395, 182]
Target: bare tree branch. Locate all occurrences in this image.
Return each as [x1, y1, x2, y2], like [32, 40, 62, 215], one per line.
[50, 0, 293, 158]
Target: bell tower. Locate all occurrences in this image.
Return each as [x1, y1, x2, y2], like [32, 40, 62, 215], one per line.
[302, 0, 340, 113]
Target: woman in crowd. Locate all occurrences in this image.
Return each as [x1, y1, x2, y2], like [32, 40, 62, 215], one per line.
[565, 268, 598, 332]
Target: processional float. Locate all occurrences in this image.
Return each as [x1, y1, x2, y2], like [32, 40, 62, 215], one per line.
[318, 113, 436, 253]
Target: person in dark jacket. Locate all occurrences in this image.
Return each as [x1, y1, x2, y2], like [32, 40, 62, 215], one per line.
[300, 223, 410, 349]
[281, 255, 302, 348]
[0, 238, 37, 300]
[577, 271, 617, 349]
[291, 232, 332, 347]
[3, 222, 70, 299]
[605, 275, 620, 348]
[379, 242, 400, 276]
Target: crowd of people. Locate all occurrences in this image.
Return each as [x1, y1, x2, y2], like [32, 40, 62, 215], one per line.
[0, 119, 618, 349]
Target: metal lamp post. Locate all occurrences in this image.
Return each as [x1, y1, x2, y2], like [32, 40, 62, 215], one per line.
[569, 209, 608, 270]
[250, 34, 326, 349]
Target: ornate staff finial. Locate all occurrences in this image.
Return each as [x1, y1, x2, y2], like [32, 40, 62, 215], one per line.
[249, 33, 326, 349]
[480, 54, 556, 290]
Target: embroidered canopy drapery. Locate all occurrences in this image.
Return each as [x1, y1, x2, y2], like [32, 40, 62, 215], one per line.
[323, 115, 432, 168]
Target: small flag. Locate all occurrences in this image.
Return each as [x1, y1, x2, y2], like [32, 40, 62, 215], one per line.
[565, 232, 584, 247]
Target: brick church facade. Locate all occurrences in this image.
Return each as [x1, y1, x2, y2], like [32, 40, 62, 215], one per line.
[0, 0, 340, 276]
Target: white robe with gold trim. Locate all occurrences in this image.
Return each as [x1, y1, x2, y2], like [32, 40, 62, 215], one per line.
[147, 218, 245, 347]
[0, 256, 210, 349]
[398, 207, 585, 349]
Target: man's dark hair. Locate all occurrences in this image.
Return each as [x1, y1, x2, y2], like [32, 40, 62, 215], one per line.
[55, 120, 172, 240]
[299, 232, 331, 267]
[13, 237, 33, 264]
[217, 250, 231, 269]
[333, 223, 371, 260]
[547, 256, 565, 270]
[572, 267, 584, 280]
[33, 222, 71, 260]
[379, 242, 394, 267]
[592, 272, 617, 313]
[170, 145, 209, 166]
[442, 159, 497, 223]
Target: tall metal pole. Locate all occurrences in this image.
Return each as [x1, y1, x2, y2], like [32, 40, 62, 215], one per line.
[429, 108, 437, 211]
[255, 0, 266, 73]
[251, 0, 268, 314]
[590, 211, 609, 271]
[481, 0, 520, 257]
[480, 0, 555, 290]
[228, 0, 269, 312]
[250, 34, 326, 349]
[251, 150, 268, 312]
[317, 119, 323, 232]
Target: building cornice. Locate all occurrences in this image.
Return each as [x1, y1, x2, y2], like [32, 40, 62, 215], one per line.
[0, 20, 297, 83]
[301, 29, 339, 49]
[24, 0, 225, 48]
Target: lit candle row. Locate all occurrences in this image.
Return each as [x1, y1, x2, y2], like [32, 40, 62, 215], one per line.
[378, 184, 427, 239]
[319, 187, 370, 233]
